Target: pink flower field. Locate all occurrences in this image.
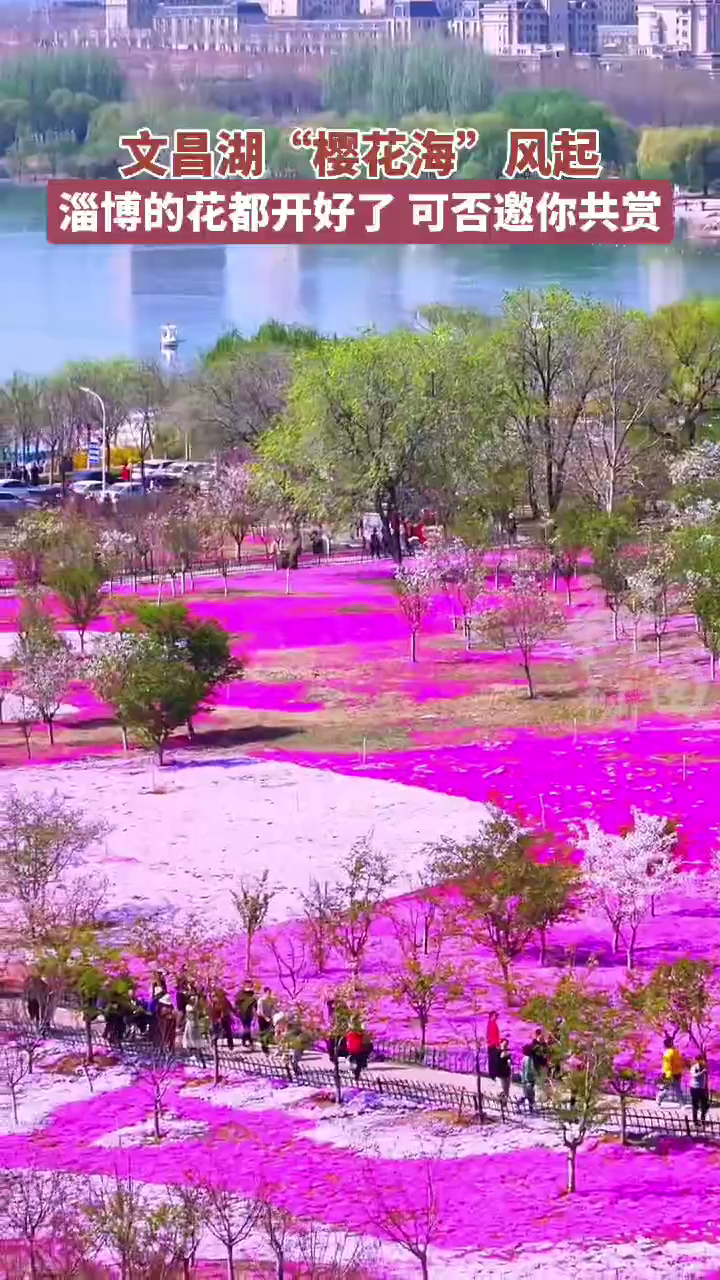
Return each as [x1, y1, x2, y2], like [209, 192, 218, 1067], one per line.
[5, 557, 720, 1272]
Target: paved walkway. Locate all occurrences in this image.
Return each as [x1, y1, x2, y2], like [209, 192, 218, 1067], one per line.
[1, 999, 699, 1127]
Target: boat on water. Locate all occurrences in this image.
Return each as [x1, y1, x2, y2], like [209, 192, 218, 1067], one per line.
[160, 324, 180, 350]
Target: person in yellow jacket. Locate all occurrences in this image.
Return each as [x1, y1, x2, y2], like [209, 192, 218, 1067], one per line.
[661, 1037, 685, 1105]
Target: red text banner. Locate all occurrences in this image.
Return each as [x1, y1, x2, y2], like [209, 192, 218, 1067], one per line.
[47, 180, 675, 247]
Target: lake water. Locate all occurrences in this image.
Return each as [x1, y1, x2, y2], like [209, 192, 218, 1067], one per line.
[4, 184, 720, 378]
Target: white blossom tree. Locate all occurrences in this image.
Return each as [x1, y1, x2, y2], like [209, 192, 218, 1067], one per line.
[576, 810, 681, 969]
[426, 537, 487, 647]
[11, 634, 75, 746]
[393, 557, 437, 663]
[205, 463, 257, 562]
[669, 441, 720, 490]
[624, 559, 672, 663]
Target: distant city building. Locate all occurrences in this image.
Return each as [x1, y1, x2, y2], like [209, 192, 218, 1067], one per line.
[637, 0, 720, 59]
[40, 0, 714, 68]
[597, 17, 638, 47]
[480, 0, 597, 53]
[596, 0, 635, 21]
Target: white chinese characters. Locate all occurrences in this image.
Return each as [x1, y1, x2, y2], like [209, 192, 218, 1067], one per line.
[55, 186, 670, 241]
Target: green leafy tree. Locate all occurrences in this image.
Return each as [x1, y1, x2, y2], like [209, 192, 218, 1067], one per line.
[624, 958, 718, 1055]
[497, 288, 607, 515]
[48, 562, 106, 654]
[128, 600, 240, 701]
[523, 975, 634, 1191]
[650, 299, 720, 450]
[92, 632, 206, 764]
[432, 808, 573, 994]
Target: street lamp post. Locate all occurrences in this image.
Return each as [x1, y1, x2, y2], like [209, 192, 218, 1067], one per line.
[78, 385, 108, 495]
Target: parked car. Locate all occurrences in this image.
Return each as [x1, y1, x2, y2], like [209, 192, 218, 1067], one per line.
[0, 490, 33, 511]
[0, 479, 34, 500]
[108, 481, 145, 504]
[71, 479, 107, 497]
[147, 472, 181, 491]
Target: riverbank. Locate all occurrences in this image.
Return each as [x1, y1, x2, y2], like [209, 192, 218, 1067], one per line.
[674, 196, 720, 238]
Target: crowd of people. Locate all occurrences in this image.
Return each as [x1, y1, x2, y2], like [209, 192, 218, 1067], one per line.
[22, 969, 375, 1084]
[20, 978, 711, 1121]
[486, 1011, 713, 1126]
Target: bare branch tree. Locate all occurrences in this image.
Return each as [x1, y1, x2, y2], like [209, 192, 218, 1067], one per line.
[361, 1142, 444, 1280]
[0, 1045, 29, 1125]
[0, 1165, 71, 1280]
[299, 878, 335, 974]
[328, 839, 395, 979]
[196, 1176, 260, 1280]
[131, 1048, 178, 1140]
[231, 870, 276, 976]
[266, 934, 311, 1002]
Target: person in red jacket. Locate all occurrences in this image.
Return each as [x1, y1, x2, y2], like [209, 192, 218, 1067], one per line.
[346, 1018, 372, 1084]
[487, 1011, 501, 1080]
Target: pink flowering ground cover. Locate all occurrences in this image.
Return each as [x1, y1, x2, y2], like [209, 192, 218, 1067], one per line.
[2, 1076, 720, 1262]
[5, 562, 720, 1266]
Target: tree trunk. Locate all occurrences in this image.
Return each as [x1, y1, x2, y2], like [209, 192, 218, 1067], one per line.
[633, 620, 639, 652]
[523, 661, 535, 699]
[226, 1245, 234, 1280]
[85, 1017, 94, 1064]
[626, 926, 638, 972]
[121, 725, 129, 751]
[246, 933, 252, 976]
[612, 922, 621, 954]
[656, 633, 662, 663]
[612, 610, 619, 642]
[157, 740, 165, 767]
[10, 1084, 18, 1125]
[475, 1050, 485, 1122]
[213, 1036, 221, 1086]
[620, 1094, 628, 1146]
[46, 718, 54, 745]
[422, 915, 430, 956]
[712, 651, 717, 682]
[419, 1015, 427, 1056]
[565, 580, 572, 606]
[153, 1094, 161, 1139]
[333, 1053, 343, 1105]
[567, 1144, 577, 1193]
[419, 1251, 429, 1280]
[410, 631, 417, 663]
[79, 629, 85, 655]
[539, 927, 548, 965]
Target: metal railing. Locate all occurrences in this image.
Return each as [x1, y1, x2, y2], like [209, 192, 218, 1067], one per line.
[2, 1018, 717, 1142]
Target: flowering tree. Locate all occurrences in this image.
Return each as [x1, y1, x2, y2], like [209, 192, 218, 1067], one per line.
[669, 440, 720, 490]
[576, 809, 681, 969]
[624, 558, 672, 663]
[205, 463, 257, 561]
[98, 528, 135, 592]
[427, 537, 487, 647]
[11, 603, 75, 746]
[7, 511, 64, 589]
[475, 573, 565, 698]
[393, 556, 436, 662]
